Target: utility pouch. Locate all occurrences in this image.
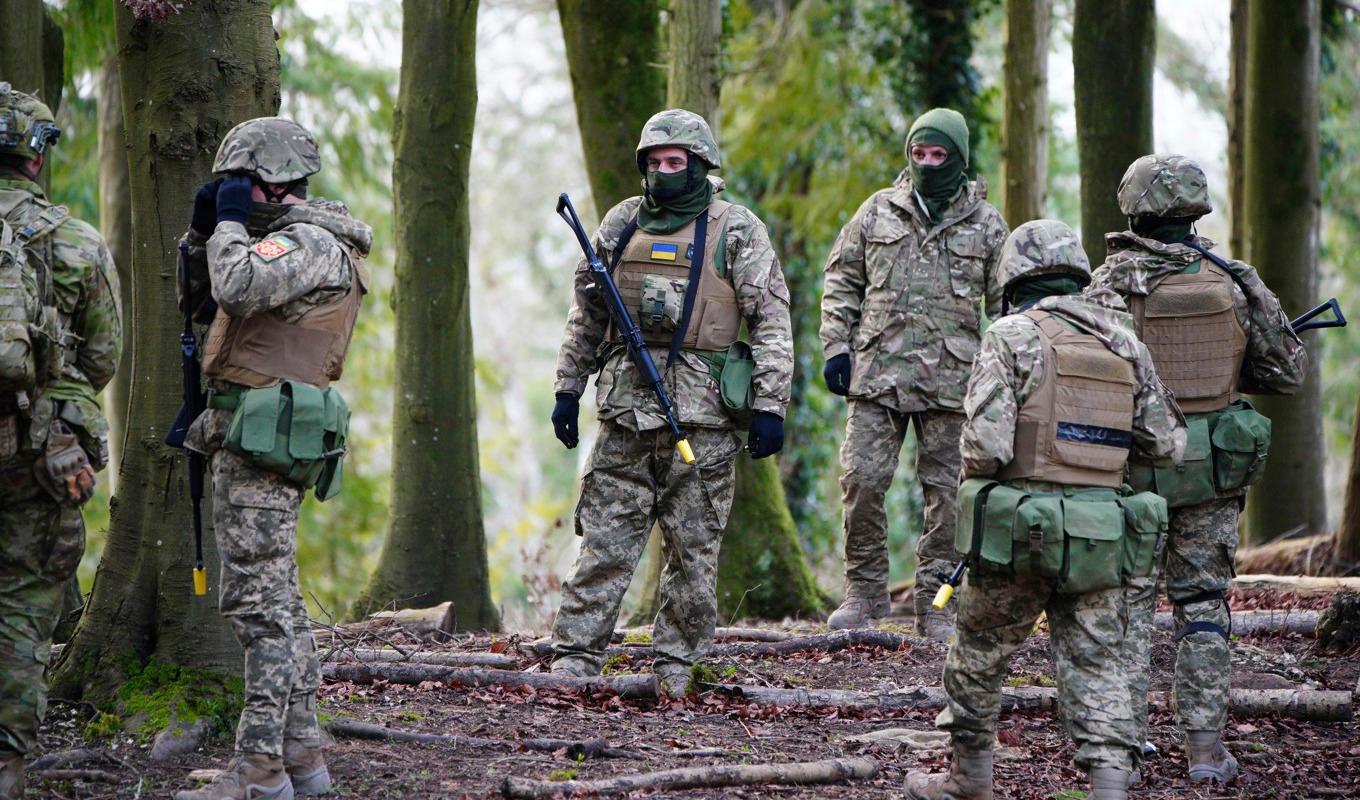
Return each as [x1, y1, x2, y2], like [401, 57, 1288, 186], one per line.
[1012, 494, 1065, 580]
[1059, 494, 1125, 594]
[638, 274, 687, 335]
[1119, 490, 1169, 580]
[1131, 415, 1215, 508]
[223, 381, 349, 500]
[957, 478, 1029, 568]
[719, 341, 755, 419]
[1210, 399, 1270, 493]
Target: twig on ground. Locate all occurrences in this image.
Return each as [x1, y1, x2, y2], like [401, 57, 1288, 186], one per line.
[325, 719, 642, 759]
[500, 756, 879, 798]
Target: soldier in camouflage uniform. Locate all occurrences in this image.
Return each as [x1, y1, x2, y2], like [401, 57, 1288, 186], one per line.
[1090, 155, 1308, 785]
[0, 83, 122, 800]
[820, 108, 1009, 638]
[549, 109, 793, 696]
[904, 220, 1185, 800]
[175, 118, 372, 800]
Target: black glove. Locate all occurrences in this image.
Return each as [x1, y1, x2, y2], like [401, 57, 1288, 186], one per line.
[33, 421, 96, 506]
[747, 411, 784, 459]
[191, 177, 224, 235]
[823, 353, 852, 396]
[551, 392, 580, 449]
[216, 174, 254, 226]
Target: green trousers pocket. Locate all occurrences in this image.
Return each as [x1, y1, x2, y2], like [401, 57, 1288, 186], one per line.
[1211, 400, 1270, 493]
[1059, 496, 1124, 594]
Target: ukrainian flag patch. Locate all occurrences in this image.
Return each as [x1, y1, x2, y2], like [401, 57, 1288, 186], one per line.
[650, 242, 679, 262]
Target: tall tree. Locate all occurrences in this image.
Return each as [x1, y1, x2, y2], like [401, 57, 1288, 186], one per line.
[351, 0, 499, 629]
[667, 0, 722, 129]
[903, 0, 993, 172]
[1227, 0, 1248, 258]
[1000, 0, 1050, 224]
[1072, 0, 1154, 265]
[1, 0, 65, 194]
[557, 0, 664, 215]
[97, 58, 132, 478]
[1243, 0, 1325, 545]
[51, 0, 281, 701]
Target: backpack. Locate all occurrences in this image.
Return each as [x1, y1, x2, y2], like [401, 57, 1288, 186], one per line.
[0, 204, 68, 405]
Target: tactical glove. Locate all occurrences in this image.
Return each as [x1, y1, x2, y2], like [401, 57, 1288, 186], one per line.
[823, 353, 852, 396]
[191, 177, 224, 235]
[746, 411, 784, 459]
[215, 174, 254, 226]
[552, 392, 580, 449]
[34, 421, 96, 506]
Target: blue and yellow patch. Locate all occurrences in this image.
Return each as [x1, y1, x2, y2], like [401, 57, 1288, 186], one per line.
[650, 242, 679, 262]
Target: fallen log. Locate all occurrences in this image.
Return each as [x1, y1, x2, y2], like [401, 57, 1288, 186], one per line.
[360, 602, 456, 638]
[500, 756, 878, 798]
[1231, 575, 1360, 597]
[1153, 610, 1319, 638]
[320, 647, 518, 669]
[1235, 533, 1335, 575]
[326, 719, 640, 759]
[27, 748, 124, 771]
[522, 628, 915, 661]
[717, 684, 1058, 714]
[26, 769, 119, 783]
[614, 626, 795, 643]
[1219, 689, 1352, 722]
[322, 662, 655, 698]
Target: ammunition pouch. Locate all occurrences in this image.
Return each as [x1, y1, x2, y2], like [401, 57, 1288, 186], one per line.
[956, 478, 1168, 594]
[1128, 400, 1270, 507]
[695, 340, 756, 425]
[215, 380, 350, 501]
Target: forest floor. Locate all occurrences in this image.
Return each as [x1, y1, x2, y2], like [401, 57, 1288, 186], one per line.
[30, 587, 1360, 799]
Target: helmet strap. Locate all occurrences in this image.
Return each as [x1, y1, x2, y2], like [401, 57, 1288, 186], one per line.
[253, 177, 308, 203]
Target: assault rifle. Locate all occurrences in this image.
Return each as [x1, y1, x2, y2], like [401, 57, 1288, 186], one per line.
[1291, 298, 1346, 333]
[556, 193, 695, 465]
[165, 241, 209, 597]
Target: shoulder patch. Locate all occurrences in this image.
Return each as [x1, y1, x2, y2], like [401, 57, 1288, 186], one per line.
[253, 235, 299, 261]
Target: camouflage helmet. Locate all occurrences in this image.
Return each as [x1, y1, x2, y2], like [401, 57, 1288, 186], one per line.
[1117, 154, 1212, 219]
[997, 219, 1091, 293]
[0, 82, 61, 161]
[212, 117, 321, 182]
[635, 108, 721, 172]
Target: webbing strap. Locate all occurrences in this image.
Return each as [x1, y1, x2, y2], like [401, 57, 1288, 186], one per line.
[1173, 589, 1225, 606]
[1174, 620, 1230, 644]
[665, 211, 709, 373]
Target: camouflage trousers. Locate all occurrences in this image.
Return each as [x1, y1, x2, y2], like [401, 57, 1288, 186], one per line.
[839, 400, 961, 609]
[209, 441, 322, 758]
[1123, 496, 1239, 739]
[0, 454, 84, 757]
[937, 566, 1138, 771]
[552, 420, 740, 675]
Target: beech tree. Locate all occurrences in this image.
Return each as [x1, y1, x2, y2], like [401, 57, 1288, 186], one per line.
[1001, 0, 1050, 224]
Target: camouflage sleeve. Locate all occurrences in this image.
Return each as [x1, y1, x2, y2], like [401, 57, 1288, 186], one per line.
[982, 207, 1009, 319]
[553, 199, 642, 397]
[45, 218, 123, 400]
[959, 318, 1042, 480]
[1086, 261, 1132, 300]
[205, 221, 349, 317]
[727, 207, 793, 417]
[1129, 341, 1186, 466]
[819, 196, 872, 359]
[1227, 261, 1309, 395]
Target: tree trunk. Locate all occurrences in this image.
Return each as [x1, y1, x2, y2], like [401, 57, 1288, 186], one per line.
[556, 0, 664, 214]
[1227, 0, 1249, 259]
[1001, 0, 1050, 225]
[97, 57, 134, 483]
[1242, 0, 1324, 546]
[904, 0, 988, 171]
[350, 0, 498, 630]
[0, 0, 46, 99]
[1072, 0, 1155, 265]
[1340, 394, 1360, 567]
[50, 0, 281, 703]
[667, 0, 722, 131]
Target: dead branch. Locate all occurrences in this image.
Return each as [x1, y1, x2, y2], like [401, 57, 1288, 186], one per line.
[522, 628, 914, 661]
[26, 769, 119, 783]
[716, 684, 1056, 714]
[326, 719, 641, 759]
[500, 756, 878, 798]
[614, 626, 795, 643]
[1231, 574, 1360, 597]
[27, 748, 126, 771]
[320, 647, 518, 669]
[1153, 610, 1319, 638]
[322, 662, 655, 698]
[1217, 689, 1352, 722]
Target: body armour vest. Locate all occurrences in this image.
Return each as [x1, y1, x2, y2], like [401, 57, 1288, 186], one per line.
[202, 249, 369, 389]
[997, 311, 1136, 489]
[1131, 260, 1247, 414]
[610, 200, 740, 351]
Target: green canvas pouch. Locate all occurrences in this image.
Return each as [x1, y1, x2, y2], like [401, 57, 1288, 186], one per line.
[1211, 400, 1270, 492]
[313, 387, 350, 502]
[956, 478, 997, 558]
[979, 483, 1027, 567]
[286, 381, 326, 462]
[719, 341, 755, 419]
[1119, 490, 1168, 579]
[1152, 414, 1215, 508]
[1013, 495, 1064, 580]
[1060, 495, 1125, 594]
[234, 384, 283, 455]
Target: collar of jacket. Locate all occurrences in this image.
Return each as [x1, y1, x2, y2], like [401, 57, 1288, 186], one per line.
[1105, 230, 1217, 263]
[0, 177, 43, 199]
[269, 198, 375, 258]
[887, 169, 985, 240]
[1027, 292, 1143, 362]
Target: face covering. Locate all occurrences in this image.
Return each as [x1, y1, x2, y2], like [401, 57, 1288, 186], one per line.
[1130, 215, 1197, 245]
[246, 201, 292, 235]
[638, 159, 713, 234]
[1005, 274, 1085, 314]
[907, 128, 967, 221]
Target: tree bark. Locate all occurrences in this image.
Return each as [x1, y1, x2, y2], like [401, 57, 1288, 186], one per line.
[1340, 393, 1360, 566]
[556, 0, 664, 216]
[50, 0, 281, 702]
[1242, 0, 1324, 546]
[97, 57, 134, 484]
[351, 0, 499, 630]
[1072, 0, 1154, 266]
[0, 0, 46, 100]
[1227, 0, 1249, 259]
[1001, 0, 1050, 225]
[327, 719, 640, 759]
[667, 0, 722, 132]
[501, 757, 879, 799]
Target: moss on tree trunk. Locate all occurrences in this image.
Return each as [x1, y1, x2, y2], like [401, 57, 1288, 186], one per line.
[350, 0, 499, 630]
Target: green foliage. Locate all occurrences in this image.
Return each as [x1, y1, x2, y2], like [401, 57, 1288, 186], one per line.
[547, 767, 578, 782]
[622, 631, 653, 645]
[83, 711, 121, 740]
[687, 662, 721, 694]
[601, 654, 631, 675]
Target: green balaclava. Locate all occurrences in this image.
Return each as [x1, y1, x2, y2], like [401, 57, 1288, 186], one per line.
[638, 157, 713, 234]
[1007, 275, 1085, 313]
[906, 108, 970, 221]
[1130, 214, 1197, 245]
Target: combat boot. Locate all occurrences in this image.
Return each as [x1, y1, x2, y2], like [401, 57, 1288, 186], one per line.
[1088, 767, 1131, 799]
[548, 656, 595, 678]
[826, 594, 890, 629]
[654, 664, 692, 698]
[903, 747, 993, 799]
[174, 753, 294, 800]
[912, 589, 956, 642]
[0, 751, 24, 800]
[283, 739, 331, 796]
[1185, 730, 1238, 784]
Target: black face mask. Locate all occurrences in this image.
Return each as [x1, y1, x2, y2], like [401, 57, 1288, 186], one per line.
[645, 160, 705, 203]
[252, 177, 308, 204]
[1130, 215, 1197, 244]
[246, 202, 291, 235]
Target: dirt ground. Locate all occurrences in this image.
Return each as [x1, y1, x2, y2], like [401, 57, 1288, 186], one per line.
[28, 588, 1360, 799]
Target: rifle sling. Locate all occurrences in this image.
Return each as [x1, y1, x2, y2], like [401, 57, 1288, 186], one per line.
[666, 211, 709, 374]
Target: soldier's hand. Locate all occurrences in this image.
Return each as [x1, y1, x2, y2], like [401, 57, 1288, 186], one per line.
[823, 353, 852, 396]
[216, 174, 254, 226]
[191, 177, 224, 235]
[747, 411, 784, 459]
[34, 421, 97, 506]
[552, 392, 580, 449]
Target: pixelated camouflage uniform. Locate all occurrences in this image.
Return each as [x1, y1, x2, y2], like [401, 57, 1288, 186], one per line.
[820, 166, 1008, 616]
[182, 198, 371, 759]
[551, 111, 793, 681]
[937, 220, 1184, 774]
[0, 176, 122, 760]
[1091, 232, 1307, 741]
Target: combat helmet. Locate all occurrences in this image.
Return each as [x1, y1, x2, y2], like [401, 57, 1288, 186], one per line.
[0, 82, 60, 161]
[1117, 154, 1212, 219]
[212, 117, 321, 183]
[997, 219, 1091, 296]
[635, 109, 721, 172]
